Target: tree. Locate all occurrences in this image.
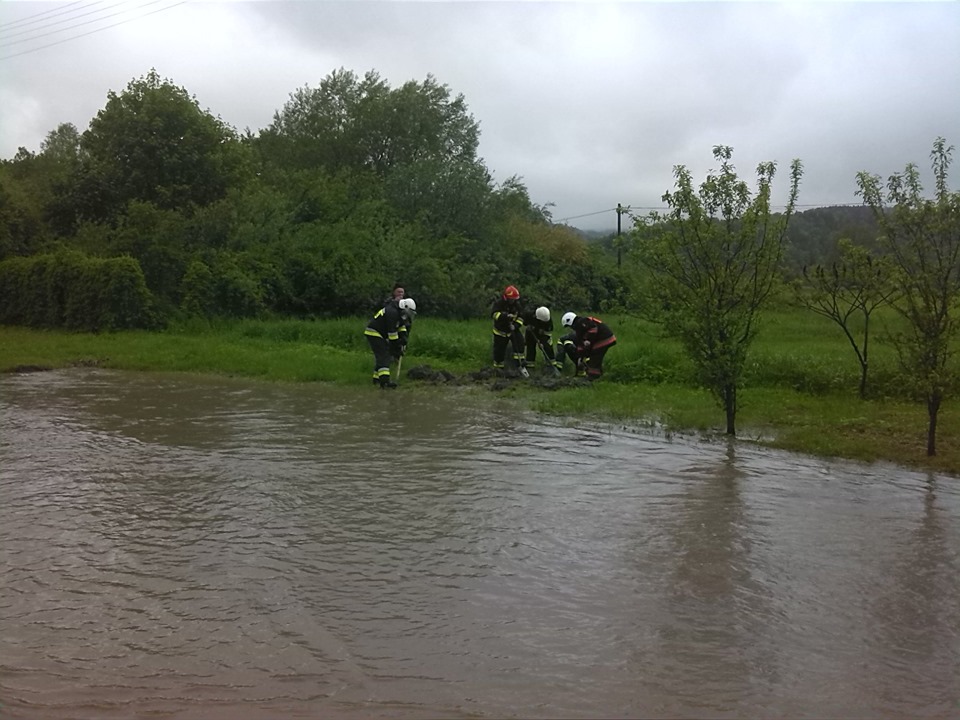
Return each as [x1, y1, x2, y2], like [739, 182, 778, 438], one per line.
[74, 69, 247, 222]
[793, 239, 898, 398]
[40, 122, 82, 165]
[262, 68, 481, 176]
[856, 137, 960, 456]
[635, 145, 803, 435]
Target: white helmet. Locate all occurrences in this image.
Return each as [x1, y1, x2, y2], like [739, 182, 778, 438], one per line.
[398, 298, 416, 312]
[535, 306, 550, 323]
[561, 311, 576, 327]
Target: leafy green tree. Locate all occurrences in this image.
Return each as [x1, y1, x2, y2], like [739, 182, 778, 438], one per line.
[384, 157, 493, 239]
[73, 69, 247, 222]
[180, 258, 217, 316]
[41, 122, 82, 165]
[856, 137, 960, 456]
[793, 238, 898, 398]
[262, 68, 480, 175]
[103, 200, 193, 307]
[635, 145, 803, 435]
[0, 128, 82, 256]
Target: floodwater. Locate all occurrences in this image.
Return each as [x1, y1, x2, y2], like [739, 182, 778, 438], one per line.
[1, 368, 959, 719]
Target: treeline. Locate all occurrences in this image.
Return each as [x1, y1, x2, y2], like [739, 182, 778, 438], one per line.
[0, 68, 627, 329]
[4, 71, 959, 455]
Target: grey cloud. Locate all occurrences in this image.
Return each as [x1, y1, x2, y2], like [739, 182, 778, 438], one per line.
[1, 1, 957, 231]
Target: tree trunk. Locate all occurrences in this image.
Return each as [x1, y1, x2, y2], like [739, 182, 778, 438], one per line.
[927, 392, 941, 456]
[724, 384, 737, 436]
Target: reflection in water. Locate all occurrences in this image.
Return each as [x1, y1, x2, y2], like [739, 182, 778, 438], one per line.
[1, 369, 959, 719]
[869, 478, 960, 717]
[652, 444, 777, 716]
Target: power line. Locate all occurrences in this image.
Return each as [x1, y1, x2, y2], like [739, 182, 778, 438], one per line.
[0, 0, 187, 61]
[555, 208, 617, 222]
[1, 1, 159, 46]
[556, 202, 865, 224]
[0, 0, 93, 31]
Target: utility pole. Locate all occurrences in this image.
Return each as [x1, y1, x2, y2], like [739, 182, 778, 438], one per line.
[616, 203, 629, 268]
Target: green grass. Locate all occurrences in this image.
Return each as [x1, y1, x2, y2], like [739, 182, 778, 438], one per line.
[2, 310, 958, 477]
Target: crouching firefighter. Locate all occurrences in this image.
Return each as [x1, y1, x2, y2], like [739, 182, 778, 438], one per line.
[491, 285, 527, 376]
[365, 297, 416, 388]
[558, 312, 617, 380]
[521, 305, 563, 375]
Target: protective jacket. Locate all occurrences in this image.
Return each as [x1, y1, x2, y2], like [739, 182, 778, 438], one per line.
[366, 301, 406, 354]
[491, 297, 523, 336]
[365, 300, 406, 388]
[568, 315, 617, 379]
[572, 315, 616, 353]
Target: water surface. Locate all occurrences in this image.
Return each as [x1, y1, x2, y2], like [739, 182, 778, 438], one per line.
[2, 369, 958, 718]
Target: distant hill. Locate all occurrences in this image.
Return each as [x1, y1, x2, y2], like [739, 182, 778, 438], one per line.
[783, 205, 880, 270]
[571, 227, 616, 242]
[564, 205, 882, 270]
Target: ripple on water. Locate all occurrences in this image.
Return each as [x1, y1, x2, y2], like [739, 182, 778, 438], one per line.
[2, 369, 959, 719]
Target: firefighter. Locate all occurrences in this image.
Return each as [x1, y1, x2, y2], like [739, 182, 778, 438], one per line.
[365, 297, 416, 388]
[558, 312, 617, 380]
[386, 284, 413, 351]
[490, 285, 527, 376]
[521, 305, 563, 375]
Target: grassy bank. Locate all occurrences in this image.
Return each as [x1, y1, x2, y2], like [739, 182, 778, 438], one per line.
[2, 312, 958, 477]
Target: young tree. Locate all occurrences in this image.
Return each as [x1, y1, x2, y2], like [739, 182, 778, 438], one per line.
[636, 145, 803, 435]
[792, 238, 898, 398]
[856, 137, 960, 456]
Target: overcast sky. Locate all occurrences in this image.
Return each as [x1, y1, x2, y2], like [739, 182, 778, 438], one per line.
[2, 1, 958, 231]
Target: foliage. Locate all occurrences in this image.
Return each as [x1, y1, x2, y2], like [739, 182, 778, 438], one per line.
[2, 65, 886, 349]
[633, 145, 803, 435]
[69, 69, 248, 225]
[262, 69, 479, 175]
[856, 136, 960, 456]
[782, 205, 880, 271]
[0, 249, 156, 330]
[791, 238, 898, 397]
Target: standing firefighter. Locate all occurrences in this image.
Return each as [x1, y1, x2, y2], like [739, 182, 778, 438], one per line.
[365, 297, 416, 389]
[490, 285, 527, 376]
[386, 284, 413, 353]
[558, 312, 617, 380]
[521, 305, 563, 375]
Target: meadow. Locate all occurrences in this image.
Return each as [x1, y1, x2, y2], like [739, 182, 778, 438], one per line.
[3, 307, 957, 476]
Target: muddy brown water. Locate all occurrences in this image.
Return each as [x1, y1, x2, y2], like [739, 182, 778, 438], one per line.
[1, 369, 959, 718]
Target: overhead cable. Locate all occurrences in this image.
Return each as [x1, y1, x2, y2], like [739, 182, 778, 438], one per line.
[0, 0, 187, 61]
[0, 0, 93, 32]
[558, 201, 865, 223]
[0, 1, 135, 42]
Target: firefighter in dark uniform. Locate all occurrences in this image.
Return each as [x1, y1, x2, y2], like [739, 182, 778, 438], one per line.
[521, 305, 563, 374]
[490, 285, 526, 375]
[365, 297, 416, 388]
[558, 312, 617, 380]
[386, 284, 413, 353]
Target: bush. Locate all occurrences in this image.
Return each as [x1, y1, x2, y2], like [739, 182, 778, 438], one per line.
[0, 250, 156, 330]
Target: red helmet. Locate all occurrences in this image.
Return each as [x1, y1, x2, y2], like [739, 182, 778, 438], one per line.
[502, 285, 520, 300]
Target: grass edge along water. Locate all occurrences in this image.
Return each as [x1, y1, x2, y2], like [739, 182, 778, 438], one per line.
[1, 311, 958, 477]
